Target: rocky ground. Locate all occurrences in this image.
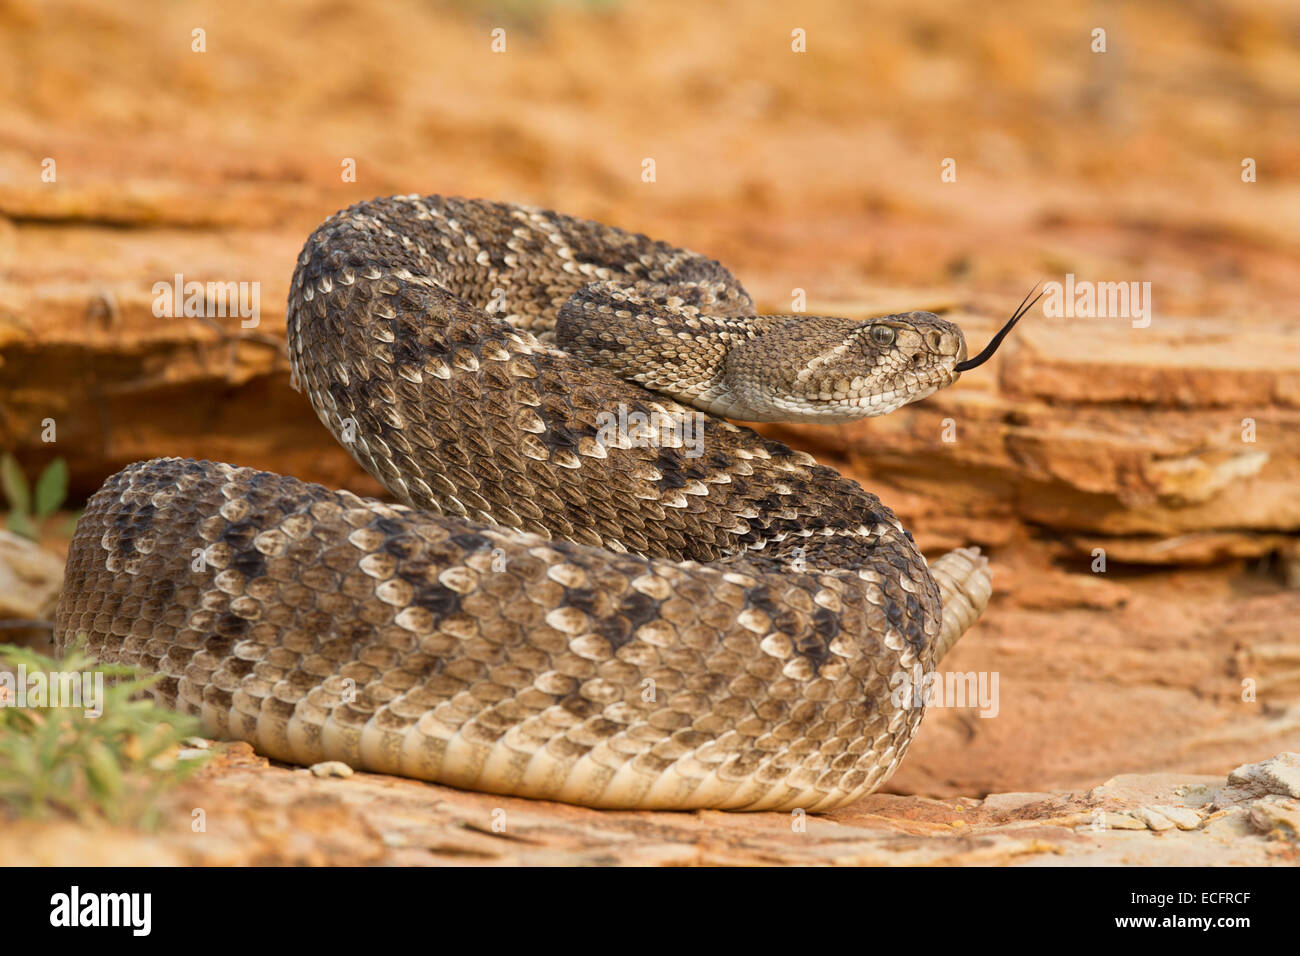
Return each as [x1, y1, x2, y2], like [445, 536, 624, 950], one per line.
[1, 0, 1298, 864]
[4, 745, 1295, 866]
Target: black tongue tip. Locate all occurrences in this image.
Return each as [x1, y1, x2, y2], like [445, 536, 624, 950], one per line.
[954, 283, 1044, 373]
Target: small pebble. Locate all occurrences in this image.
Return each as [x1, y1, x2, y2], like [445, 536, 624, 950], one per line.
[1145, 805, 1202, 830]
[1101, 812, 1149, 831]
[310, 760, 354, 778]
[1131, 807, 1175, 831]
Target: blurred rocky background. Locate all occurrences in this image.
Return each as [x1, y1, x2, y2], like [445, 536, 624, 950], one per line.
[0, 0, 1297, 862]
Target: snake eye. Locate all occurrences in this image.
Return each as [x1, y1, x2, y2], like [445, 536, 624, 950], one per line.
[869, 324, 896, 347]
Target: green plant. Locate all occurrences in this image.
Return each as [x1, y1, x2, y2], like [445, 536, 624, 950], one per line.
[1, 454, 72, 541]
[0, 638, 208, 828]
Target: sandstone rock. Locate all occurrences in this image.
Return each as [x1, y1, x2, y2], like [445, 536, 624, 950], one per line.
[0, 529, 60, 613]
[0, 529, 62, 648]
[1143, 805, 1203, 830]
[976, 792, 1059, 815]
[1226, 752, 1300, 799]
[1247, 800, 1300, 839]
[1100, 812, 1151, 831]
[1131, 807, 1176, 831]
[1, 743, 1292, 866]
[1200, 807, 1256, 840]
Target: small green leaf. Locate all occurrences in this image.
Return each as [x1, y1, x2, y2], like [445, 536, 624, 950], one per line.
[0, 455, 30, 515]
[86, 740, 124, 804]
[33, 458, 69, 518]
[7, 510, 36, 541]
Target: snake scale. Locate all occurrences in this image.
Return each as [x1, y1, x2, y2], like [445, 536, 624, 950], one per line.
[54, 195, 1008, 811]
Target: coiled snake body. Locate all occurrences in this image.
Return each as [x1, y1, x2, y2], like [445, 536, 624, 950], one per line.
[56, 196, 995, 811]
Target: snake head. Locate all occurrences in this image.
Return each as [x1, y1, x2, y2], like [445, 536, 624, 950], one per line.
[751, 285, 1043, 423]
[848, 309, 970, 411]
[703, 310, 970, 422]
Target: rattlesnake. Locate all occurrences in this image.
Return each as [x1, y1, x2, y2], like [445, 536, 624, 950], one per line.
[54, 195, 1020, 811]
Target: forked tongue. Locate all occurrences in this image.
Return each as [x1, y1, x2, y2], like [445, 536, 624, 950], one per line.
[954, 283, 1044, 372]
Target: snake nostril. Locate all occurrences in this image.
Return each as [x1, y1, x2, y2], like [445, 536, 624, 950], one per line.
[926, 330, 943, 351]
